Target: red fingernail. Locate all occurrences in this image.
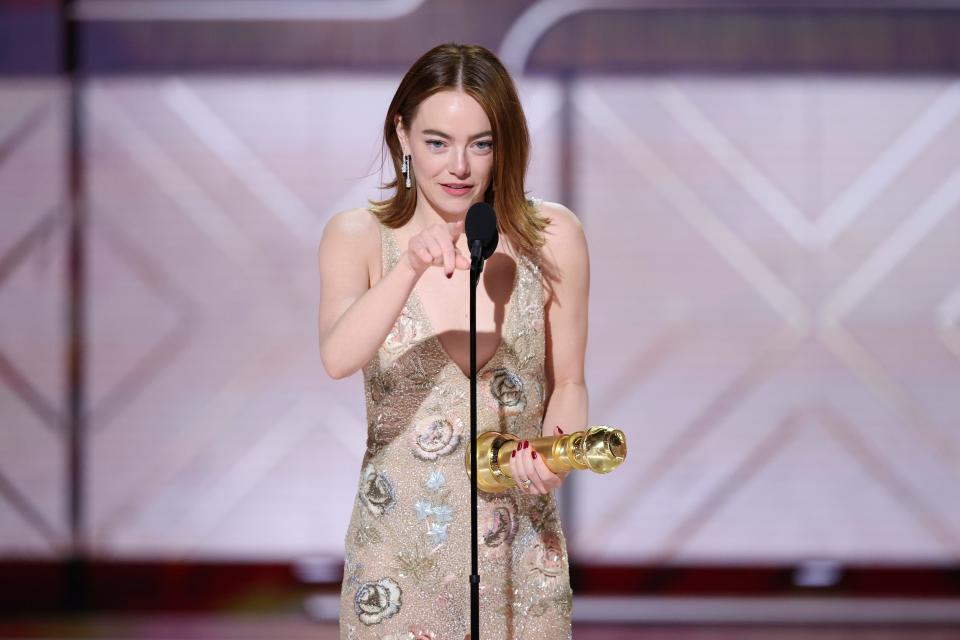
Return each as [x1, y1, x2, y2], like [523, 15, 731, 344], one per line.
[532, 451, 538, 460]
[446, 272, 452, 279]
[557, 426, 564, 434]
[511, 450, 516, 458]
[524, 440, 529, 449]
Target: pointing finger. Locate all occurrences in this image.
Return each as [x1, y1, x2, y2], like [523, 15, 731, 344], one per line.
[438, 232, 455, 277]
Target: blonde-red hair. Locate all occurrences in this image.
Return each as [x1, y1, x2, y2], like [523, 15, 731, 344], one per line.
[371, 42, 548, 257]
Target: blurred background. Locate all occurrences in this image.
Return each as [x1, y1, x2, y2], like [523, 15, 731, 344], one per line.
[1, 0, 960, 638]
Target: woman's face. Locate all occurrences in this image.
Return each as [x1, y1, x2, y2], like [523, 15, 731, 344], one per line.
[398, 89, 494, 219]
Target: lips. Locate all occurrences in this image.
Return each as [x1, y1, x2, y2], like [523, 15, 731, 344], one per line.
[441, 183, 473, 196]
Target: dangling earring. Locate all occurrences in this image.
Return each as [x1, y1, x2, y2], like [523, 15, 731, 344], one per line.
[401, 154, 412, 189]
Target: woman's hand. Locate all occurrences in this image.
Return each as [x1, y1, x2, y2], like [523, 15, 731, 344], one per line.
[511, 425, 569, 495]
[405, 220, 471, 277]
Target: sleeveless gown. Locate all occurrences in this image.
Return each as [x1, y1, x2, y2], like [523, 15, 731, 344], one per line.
[339, 213, 573, 639]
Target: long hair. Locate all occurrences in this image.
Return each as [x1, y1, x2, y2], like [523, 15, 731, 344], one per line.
[371, 43, 549, 257]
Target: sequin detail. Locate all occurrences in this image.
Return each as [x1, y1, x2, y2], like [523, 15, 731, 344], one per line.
[340, 204, 571, 639]
[482, 367, 527, 415]
[359, 464, 395, 517]
[354, 577, 402, 625]
[410, 414, 462, 460]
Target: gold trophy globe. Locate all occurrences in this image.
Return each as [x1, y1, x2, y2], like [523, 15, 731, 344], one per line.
[465, 426, 626, 493]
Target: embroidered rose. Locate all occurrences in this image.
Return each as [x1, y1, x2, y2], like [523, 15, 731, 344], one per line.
[526, 534, 565, 580]
[354, 577, 402, 626]
[411, 414, 462, 460]
[359, 464, 395, 517]
[482, 368, 526, 415]
[481, 495, 518, 554]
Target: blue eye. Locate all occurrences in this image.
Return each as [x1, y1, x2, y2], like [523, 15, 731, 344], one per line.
[426, 139, 445, 149]
[475, 140, 493, 151]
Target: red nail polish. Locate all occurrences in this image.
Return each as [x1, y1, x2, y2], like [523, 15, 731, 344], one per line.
[446, 272, 452, 279]
[511, 450, 516, 458]
[524, 440, 529, 449]
[532, 451, 538, 460]
[557, 426, 564, 434]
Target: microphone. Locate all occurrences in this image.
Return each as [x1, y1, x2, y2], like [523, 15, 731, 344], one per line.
[465, 202, 498, 270]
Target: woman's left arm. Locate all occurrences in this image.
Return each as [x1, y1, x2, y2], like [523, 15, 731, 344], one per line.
[512, 203, 590, 495]
[541, 203, 590, 438]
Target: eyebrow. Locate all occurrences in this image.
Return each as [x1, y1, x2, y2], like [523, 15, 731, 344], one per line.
[421, 128, 493, 141]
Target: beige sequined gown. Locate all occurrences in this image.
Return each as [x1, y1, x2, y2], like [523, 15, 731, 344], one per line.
[339, 213, 572, 639]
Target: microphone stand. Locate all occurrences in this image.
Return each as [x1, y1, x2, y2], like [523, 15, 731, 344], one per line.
[468, 240, 483, 640]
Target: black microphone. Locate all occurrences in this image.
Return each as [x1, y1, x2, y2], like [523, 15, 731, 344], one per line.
[465, 202, 498, 270]
[463, 201, 498, 639]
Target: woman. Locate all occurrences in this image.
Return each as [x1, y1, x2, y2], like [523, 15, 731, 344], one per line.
[318, 42, 588, 640]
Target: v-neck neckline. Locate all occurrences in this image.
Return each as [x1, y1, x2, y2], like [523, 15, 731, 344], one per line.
[384, 226, 520, 381]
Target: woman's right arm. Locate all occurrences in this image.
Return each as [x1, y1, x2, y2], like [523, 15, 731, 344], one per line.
[317, 209, 417, 379]
[317, 209, 468, 379]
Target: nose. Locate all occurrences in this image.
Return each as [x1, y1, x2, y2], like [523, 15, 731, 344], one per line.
[448, 146, 470, 179]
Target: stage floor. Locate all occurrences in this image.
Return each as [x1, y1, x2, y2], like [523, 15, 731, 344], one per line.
[1, 616, 959, 640]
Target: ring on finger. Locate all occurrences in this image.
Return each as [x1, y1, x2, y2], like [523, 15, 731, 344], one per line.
[520, 478, 532, 489]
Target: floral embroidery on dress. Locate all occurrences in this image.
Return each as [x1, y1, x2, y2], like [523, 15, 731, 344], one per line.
[482, 367, 526, 415]
[524, 533, 565, 583]
[383, 305, 419, 356]
[410, 414, 462, 460]
[480, 494, 518, 556]
[366, 410, 404, 460]
[343, 214, 570, 637]
[381, 630, 437, 640]
[426, 469, 445, 491]
[354, 577, 402, 625]
[414, 469, 455, 548]
[394, 540, 438, 583]
[352, 518, 383, 548]
[404, 353, 435, 391]
[359, 464, 396, 517]
[529, 494, 559, 533]
[368, 368, 397, 405]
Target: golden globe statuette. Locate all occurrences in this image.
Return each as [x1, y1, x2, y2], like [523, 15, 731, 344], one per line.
[465, 426, 626, 493]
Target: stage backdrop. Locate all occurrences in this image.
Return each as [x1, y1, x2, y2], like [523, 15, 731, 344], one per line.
[2, 71, 958, 565]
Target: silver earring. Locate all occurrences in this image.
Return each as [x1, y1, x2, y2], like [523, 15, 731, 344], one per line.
[401, 154, 412, 189]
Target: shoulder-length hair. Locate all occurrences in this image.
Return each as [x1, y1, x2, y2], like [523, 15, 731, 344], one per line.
[371, 42, 549, 257]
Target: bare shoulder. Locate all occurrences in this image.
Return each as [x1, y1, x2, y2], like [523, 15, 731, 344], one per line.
[538, 200, 587, 263]
[319, 207, 380, 251]
[317, 207, 382, 283]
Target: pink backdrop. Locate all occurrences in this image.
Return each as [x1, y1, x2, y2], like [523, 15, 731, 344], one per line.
[1, 73, 958, 564]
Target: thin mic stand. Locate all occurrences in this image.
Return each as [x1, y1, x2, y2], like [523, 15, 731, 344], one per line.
[469, 240, 483, 640]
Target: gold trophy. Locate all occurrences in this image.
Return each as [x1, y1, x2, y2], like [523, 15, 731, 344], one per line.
[465, 426, 626, 493]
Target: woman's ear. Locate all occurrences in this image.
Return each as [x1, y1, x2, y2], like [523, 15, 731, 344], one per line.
[395, 115, 409, 155]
